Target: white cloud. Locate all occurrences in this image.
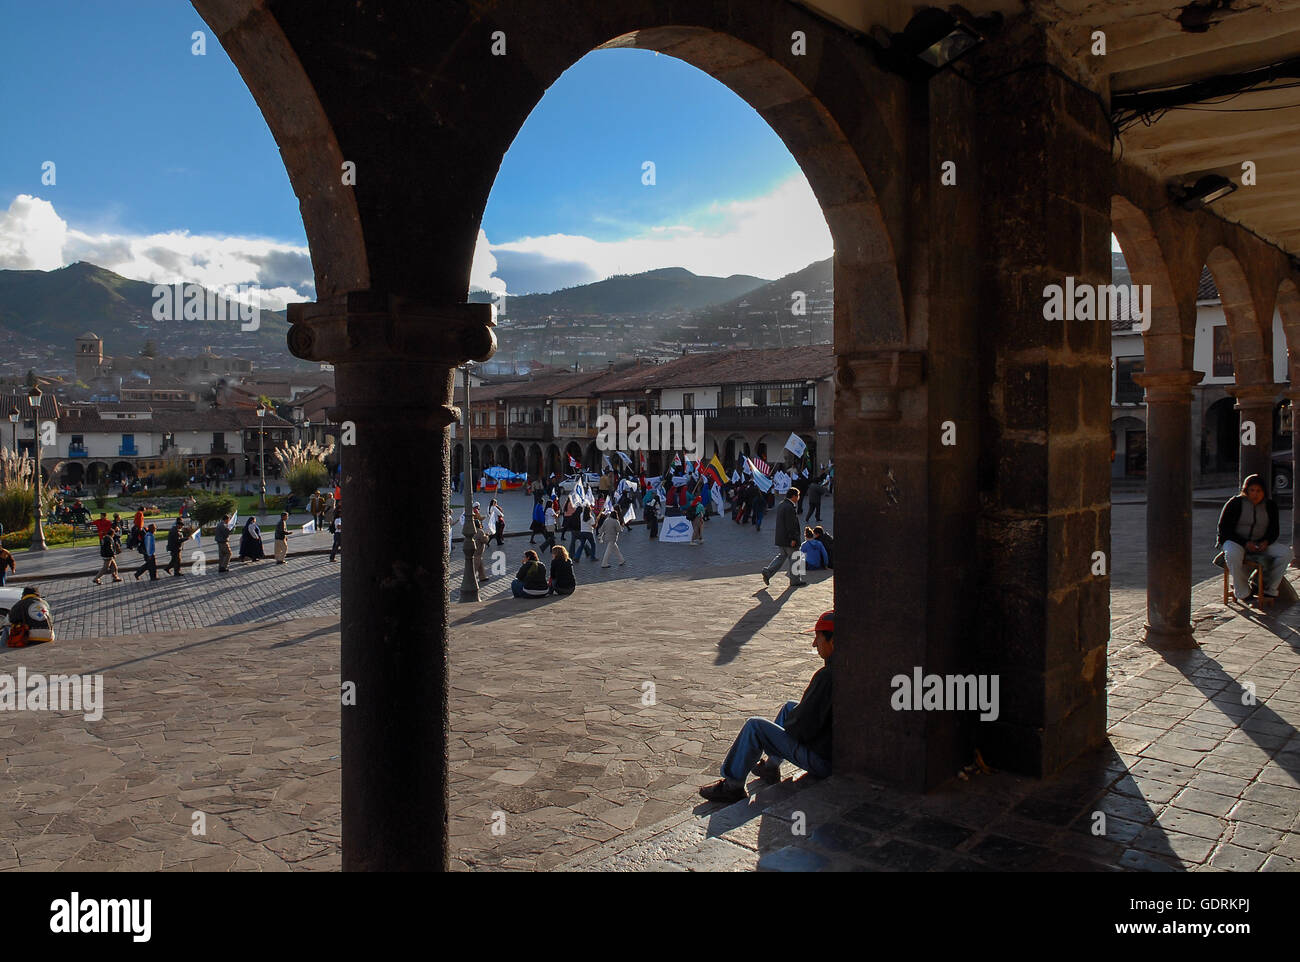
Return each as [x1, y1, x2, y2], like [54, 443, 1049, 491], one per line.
[0, 194, 315, 311]
[474, 174, 833, 294]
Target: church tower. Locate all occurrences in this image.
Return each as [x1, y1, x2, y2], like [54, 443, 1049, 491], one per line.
[74, 332, 104, 382]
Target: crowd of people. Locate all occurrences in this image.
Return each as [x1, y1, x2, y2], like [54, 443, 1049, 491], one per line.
[442, 455, 834, 601]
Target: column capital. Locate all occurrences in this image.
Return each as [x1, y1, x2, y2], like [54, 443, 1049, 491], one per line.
[1131, 369, 1200, 403]
[1225, 383, 1278, 408]
[286, 291, 496, 366]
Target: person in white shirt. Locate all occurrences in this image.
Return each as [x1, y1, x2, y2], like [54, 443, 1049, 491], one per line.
[598, 505, 627, 568]
[544, 501, 558, 548]
[575, 506, 598, 562]
[486, 498, 505, 546]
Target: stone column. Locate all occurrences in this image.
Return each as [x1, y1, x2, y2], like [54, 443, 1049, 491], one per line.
[1133, 370, 1200, 650]
[1230, 386, 1276, 489]
[287, 292, 495, 871]
[970, 46, 1112, 775]
[1289, 391, 1300, 564]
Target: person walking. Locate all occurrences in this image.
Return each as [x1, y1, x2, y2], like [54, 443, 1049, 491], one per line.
[274, 512, 290, 564]
[598, 505, 627, 568]
[238, 516, 265, 562]
[0, 545, 14, 586]
[543, 499, 558, 548]
[486, 498, 505, 546]
[529, 500, 546, 544]
[804, 478, 825, 522]
[329, 509, 342, 562]
[163, 518, 186, 577]
[761, 488, 807, 588]
[574, 506, 597, 563]
[644, 490, 661, 539]
[215, 513, 233, 572]
[134, 523, 159, 581]
[92, 529, 123, 584]
[750, 485, 767, 533]
[689, 493, 706, 546]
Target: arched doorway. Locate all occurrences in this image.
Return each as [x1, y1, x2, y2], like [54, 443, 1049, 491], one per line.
[1204, 397, 1239, 475]
[111, 461, 136, 482]
[496, 444, 509, 469]
[511, 443, 526, 474]
[1111, 415, 1146, 478]
[63, 462, 85, 487]
[527, 444, 542, 479]
[563, 441, 583, 473]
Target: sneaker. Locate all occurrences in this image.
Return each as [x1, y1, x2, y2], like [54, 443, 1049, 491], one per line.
[762, 571, 771, 586]
[699, 779, 747, 804]
[92, 579, 101, 585]
[751, 758, 781, 783]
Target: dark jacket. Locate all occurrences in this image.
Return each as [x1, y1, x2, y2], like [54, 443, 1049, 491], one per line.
[817, 532, 834, 570]
[165, 525, 183, 554]
[276, 520, 289, 541]
[550, 558, 576, 594]
[517, 560, 549, 592]
[1217, 495, 1279, 549]
[774, 496, 800, 548]
[783, 657, 833, 761]
[806, 481, 824, 504]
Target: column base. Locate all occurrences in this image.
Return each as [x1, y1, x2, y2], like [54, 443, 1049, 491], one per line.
[1143, 623, 1198, 650]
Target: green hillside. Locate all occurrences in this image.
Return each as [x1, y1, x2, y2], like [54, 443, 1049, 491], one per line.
[0, 262, 295, 359]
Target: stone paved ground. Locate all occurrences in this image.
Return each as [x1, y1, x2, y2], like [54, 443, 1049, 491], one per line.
[2, 496, 1299, 870]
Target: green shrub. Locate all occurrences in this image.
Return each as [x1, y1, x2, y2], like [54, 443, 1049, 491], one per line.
[158, 456, 189, 490]
[286, 461, 328, 499]
[192, 493, 237, 527]
[0, 485, 33, 534]
[266, 495, 289, 512]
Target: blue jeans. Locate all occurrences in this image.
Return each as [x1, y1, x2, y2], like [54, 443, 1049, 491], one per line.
[720, 701, 830, 782]
[574, 532, 597, 561]
[511, 579, 546, 599]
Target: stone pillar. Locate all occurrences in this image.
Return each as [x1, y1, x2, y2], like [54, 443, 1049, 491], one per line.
[1134, 370, 1200, 650]
[971, 47, 1112, 775]
[1290, 391, 1300, 564]
[287, 292, 495, 871]
[1231, 386, 1275, 490]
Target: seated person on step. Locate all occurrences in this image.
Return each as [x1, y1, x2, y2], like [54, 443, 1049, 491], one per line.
[700, 610, 833, 804]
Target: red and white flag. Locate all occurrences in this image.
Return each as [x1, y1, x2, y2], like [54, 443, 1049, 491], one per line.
[750, 456, 772, 476]
[568, 454, 580, 470]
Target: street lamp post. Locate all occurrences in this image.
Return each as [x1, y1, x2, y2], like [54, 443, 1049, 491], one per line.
[5, 407, 17, 484]
[28, 387, 46, 552]
[459, 364, 479, 602]
[257, 405, 268, 511]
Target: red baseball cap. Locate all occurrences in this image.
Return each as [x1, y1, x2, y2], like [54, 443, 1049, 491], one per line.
[803, 610, 834, 634]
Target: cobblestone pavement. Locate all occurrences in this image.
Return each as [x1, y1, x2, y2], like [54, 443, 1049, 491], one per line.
[2, 498, 1299, 870]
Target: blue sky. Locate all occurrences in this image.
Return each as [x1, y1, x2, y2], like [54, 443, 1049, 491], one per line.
[0, 1, 831, 302]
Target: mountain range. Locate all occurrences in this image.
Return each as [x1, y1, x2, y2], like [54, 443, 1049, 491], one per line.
[0, 257, 834, 378]
[0, 262, 297, 377]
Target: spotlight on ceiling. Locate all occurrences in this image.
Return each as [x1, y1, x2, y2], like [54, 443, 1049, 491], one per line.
[875, 8, 985, 78]
[1172, 173, 1238, 210]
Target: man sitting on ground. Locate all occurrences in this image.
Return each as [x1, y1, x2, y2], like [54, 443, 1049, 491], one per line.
[700, 610, 834, 803]
[511, 550, 551, 598]
[1217, 473, 1291, 603]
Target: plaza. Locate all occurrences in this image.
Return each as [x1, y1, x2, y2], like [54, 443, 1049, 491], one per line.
[2, 495, 1298, 871]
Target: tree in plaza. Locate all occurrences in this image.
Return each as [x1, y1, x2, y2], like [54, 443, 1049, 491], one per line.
[140, 340, 157, 359]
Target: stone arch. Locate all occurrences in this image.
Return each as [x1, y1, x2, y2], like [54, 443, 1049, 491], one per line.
[527, 443, 542, 479]
[584, 442, 598, 473]
[1277, 278, 1300, 386]
[544, 444, 561, 478]
[452, 443, 464, 479]
[200, 0, 908, 337]
[1110, 195, 1194, 373]
[496, 444, 509, 469]
[1205, 246, 1272, 389]
[511, 443, 526, 474]
[563, 441, 583, 472]
[191, 1, 367, 297]
[62, 461, 85, 486]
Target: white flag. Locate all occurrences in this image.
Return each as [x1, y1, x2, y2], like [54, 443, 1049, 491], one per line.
[230, 511, 238, 528]
[658, 515, 693, 543]
[784, 433, 807, 458]
[622, 501, 637, 524]
[302, 519, 316, 534]
[188, 530, 201, 547]
[710, 483, 723, 514]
